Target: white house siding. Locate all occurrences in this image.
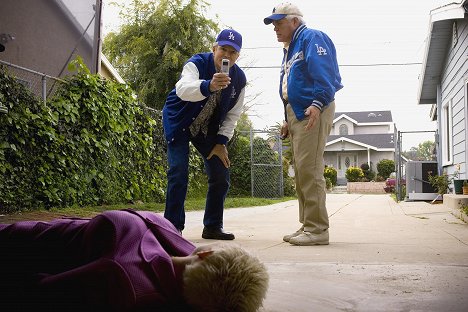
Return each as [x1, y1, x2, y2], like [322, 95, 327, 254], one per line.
[353, 124, 391, 135]
[440, 18, 468, 179]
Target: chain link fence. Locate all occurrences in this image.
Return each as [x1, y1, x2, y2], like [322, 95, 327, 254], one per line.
[239, 129, 284, 198]
[0, 60, 66, 109]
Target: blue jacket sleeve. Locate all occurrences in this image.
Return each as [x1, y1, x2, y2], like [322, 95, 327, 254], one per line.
[305, 32, 340, 111]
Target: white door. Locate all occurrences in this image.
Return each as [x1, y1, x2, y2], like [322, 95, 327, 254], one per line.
[337, 153, 358, 179]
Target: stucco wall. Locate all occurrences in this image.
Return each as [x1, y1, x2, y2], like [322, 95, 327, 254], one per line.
[0, 0, 94, 77]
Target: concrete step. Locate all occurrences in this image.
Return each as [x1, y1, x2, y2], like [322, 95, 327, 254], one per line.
[443, 194, 468, 223]
[329, 186, 348, 194]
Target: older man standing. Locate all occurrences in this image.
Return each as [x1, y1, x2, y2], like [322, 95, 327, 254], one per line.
[264, 3, 343, 245]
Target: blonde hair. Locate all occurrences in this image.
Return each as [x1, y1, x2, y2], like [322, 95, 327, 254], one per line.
[183, 245, 269, 312]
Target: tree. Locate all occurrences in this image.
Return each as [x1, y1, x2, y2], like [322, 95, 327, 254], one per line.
[103, 0, 218, 109]
[235, 112, 253, 134]
[415, 140, 436, 160]
[402, 140, 435, 161]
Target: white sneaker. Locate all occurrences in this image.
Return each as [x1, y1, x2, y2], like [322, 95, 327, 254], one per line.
[283, 226, 304, 242]
[289, 230, 329, 246]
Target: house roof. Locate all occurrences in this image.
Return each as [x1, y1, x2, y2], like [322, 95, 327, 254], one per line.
[417, 0, 468, 105]
[327, 133, 395, 150]
[334, 110, 393, 124]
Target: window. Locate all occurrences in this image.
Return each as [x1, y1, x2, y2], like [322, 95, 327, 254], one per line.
[442, 100, 453, 165]
[339, 124, 348, 135]
[345, 156, 350, 168]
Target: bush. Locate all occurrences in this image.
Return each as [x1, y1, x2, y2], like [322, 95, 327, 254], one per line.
[0, 59, 166, 212]
[345, 167, 364, 182]
[360, 163, 369, 171]
[360, 163, 375, 181]
[227, 132, 296, 197]
[324, 166, 337, 186]
[227, 134, 251, 196]
[428, 173, 450, 195]
[186, 143, 207, 198]
[384, 178, 395, 193]
[375, 175, 385, 182]
[376, 159, 395, 180]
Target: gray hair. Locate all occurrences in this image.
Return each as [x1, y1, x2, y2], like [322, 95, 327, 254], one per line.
[183, 245, 269, 312]
[285, 14, 305, 25]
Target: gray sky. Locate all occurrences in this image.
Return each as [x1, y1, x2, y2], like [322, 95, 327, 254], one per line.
[102, 0, 453, 150]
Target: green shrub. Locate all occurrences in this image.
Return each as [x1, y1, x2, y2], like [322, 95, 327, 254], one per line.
[360, 163, 375, 181]
[345, 167, 364, 182]
[227, 133, 251, 196]
[227, 131, 296, 197]
[186, 143, 206, 197]
[376, 159, 395, 180]
[324, 166, 337, 186]
[428, 173, 450, 195]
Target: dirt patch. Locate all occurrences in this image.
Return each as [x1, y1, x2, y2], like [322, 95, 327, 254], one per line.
[0, 211, 78, 224]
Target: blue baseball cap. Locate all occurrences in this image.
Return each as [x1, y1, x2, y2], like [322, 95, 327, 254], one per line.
[216, 29, 242, 52]
[264, 2, 303, 25]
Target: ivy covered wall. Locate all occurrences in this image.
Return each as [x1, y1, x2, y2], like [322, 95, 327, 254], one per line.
[0, 60, 167, 212]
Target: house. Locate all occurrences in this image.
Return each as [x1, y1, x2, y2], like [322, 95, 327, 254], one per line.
[324, 111, 395, 184]
[417, 0, 468, 189]
[0, 0, 121, 83]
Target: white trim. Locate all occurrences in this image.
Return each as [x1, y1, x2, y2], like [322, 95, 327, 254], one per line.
[334, 114, 358, 124]
[430, 2, 466, 23]
[442, 99, 453, 166]
[326, 137, 394, 152]
[465, 77, 468, 173]
[333, 114, 393, 126]
[100, 54, 125, 83]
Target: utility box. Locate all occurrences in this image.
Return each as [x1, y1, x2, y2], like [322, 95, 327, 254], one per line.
[406, 161, 438, 201]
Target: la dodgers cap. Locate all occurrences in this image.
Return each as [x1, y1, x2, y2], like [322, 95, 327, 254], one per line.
[216, 29, 242, 52]
[264, 2, 303, 25]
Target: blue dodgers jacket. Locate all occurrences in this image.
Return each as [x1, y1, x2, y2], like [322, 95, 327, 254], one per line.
[162, 53, 246, 145]
[280, 24, 343, 121]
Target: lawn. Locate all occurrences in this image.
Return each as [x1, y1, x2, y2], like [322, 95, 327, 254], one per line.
[0, 196, 295, 223]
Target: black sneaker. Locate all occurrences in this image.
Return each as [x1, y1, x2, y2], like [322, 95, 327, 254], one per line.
[202, 227, 235, 240]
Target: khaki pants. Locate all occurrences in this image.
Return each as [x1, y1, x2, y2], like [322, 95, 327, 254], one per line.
[287, 102, 335, 234]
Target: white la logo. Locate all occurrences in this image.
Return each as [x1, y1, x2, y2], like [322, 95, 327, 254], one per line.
[315, 44, 327, 55]
[230, 87, 237, 98]
[228, 32, 235, 41]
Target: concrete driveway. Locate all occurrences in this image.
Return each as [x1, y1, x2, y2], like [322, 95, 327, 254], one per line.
[182, 194, 468, 312]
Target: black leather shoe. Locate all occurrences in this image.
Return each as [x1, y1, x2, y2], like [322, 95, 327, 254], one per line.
[202, 227, 235, 240]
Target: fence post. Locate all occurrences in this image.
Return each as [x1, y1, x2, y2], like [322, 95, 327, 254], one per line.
[250, 128, 254, 197]
[42, 75, 47, 104]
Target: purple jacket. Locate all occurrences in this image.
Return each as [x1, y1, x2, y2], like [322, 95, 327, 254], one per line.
[0, 209, 196, 311]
